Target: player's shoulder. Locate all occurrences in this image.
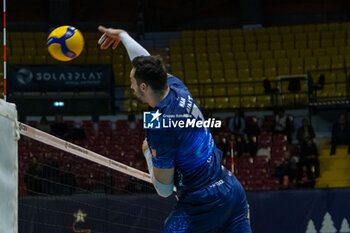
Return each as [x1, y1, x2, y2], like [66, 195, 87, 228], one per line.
[167, 73, 188, 90]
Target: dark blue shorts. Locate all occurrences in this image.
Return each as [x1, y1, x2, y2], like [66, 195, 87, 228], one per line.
[162, 170, 252, 233]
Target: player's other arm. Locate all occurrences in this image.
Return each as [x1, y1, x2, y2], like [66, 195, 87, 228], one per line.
[142, 139, 174, 197]
[98, 26, 150, 61]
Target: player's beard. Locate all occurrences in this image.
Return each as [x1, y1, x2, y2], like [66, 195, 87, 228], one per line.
[133, 86, 146, 103]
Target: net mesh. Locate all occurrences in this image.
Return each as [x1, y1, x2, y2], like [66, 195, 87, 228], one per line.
[18, 119, 175, 233]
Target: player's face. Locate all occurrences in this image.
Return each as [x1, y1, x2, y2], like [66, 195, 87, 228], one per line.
[130, 68, 146, 102]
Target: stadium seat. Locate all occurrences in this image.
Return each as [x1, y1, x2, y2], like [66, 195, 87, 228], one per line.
[189, 87, 199, 97]
[197, 61, 209, 70]
[21, 55, 34, 64]
[286, 49, 299, 58]
[256, 95, 272, 108]
[318, 56, 331, 70]
[334, 39, 345, 47]
[308, 40, 320, 49]
[208, 44, 219, 53]
[313, 48, 326, 56]
[222, 52, 234, 61]
[211, 70, 225, 83]
[291, 58, 304, 74]
[295, 41, 306, 49]
[335, 70, 346, 82]
[257, 42, 269, 51]
[251, 72, 264, 81]
[229, 97, 240, 108]
[204, 98, 215, 109]
[202, 86, 213, 96]
[170, 46, 181, 55]
[34, 55, 47, 64]
[295, 33, 307, 42]
[198, 70, 211, 83]
[24, 47, 36, 56]
[254, 84, 265, 94]
[321, 39, 333, 48]
[183, 53, 195, 63]
[260, 50, 273, 59]
[208, 52, 222, 62]
[274, 50, 286, 59]
[326, 47, 338, 56]
[264, 59, 277, 78]
[99, 55, 111, 64]
[182, 45, 194, 54]
[277, 58, 290, 75]
[242, 84, 255, 95]
[304, 57, 317, 71]
[270, 34, 281, 43]
[257, 35, 269, 43]
[196, 53, 209, 62]
[331, 55, 344, 69]
[8, 55, 21, 64]
[241, 96, 256, 108]
[270, 41, 282, 50]
[225, 70, 238, 82]
[215, 97, 229, 109]
[232, 36, 244, 44]
[227, 85, 239, 95]
[283, 34, 294, 43]
[238, 69, 250, 79]
[213, 85, 227, 96]
[184, 71, 198, 84]
[170, 53, 182, 63]
[334, 30, 345, 40]
[207, 37, 218, 46]
[232, 43, 244, 53]
[219, 43, 232, 53]
[299, 48, 312, 57]
[321, 31, 333, 40]
[247, 51, 260, 60]
[235, 52, 247, 60]
[245, 42, 257, 52]
[11, 47, 24, 55]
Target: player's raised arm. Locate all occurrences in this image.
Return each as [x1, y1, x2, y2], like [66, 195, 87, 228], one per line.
[98, 25, 150, 61]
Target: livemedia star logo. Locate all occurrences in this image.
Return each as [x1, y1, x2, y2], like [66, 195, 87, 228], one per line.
[143, 110, 222, 129]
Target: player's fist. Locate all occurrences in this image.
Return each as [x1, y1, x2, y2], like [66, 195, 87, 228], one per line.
[142, 139, 149, 154]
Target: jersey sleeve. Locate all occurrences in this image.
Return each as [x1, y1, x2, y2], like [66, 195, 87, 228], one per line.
[150, 128, 178, 169]
[167, 74, 188, 91]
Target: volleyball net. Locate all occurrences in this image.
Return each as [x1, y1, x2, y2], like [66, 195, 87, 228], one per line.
[0, 99, 175, 233]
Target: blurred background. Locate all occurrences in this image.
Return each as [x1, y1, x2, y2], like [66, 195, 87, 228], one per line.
[1, 1, 350, 233]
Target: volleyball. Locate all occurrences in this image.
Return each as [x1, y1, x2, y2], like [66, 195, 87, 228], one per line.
[47, 25, 84, 61]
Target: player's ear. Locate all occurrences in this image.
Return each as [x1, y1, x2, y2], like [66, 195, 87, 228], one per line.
[140, 82, 147, 91]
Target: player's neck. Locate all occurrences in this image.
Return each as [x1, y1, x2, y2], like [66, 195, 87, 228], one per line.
[148, 87, 170, 108]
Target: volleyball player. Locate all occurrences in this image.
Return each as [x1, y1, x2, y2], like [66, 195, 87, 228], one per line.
[98, 26, 252, 233]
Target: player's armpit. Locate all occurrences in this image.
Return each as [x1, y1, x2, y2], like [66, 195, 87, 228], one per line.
[153, 166, 174, 185]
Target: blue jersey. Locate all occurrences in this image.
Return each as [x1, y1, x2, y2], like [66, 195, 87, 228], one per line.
[146, 75, 252, 233]
[146, 74, 223, 198]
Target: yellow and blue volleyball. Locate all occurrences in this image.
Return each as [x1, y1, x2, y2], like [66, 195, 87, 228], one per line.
[47, 26, 84, 61]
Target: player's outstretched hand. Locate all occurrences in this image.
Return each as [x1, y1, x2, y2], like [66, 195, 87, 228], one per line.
[98, 26, 126, 50]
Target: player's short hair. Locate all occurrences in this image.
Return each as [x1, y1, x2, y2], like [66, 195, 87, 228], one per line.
[132, 56, 168, 95]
